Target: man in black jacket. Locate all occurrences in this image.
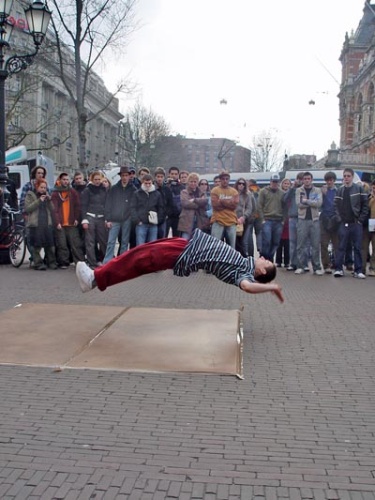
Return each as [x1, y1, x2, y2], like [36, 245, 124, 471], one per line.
[103, 166, 136, 263]
[333, 168, 369, 278]
[154, 167, 174, 239]
[131, 174, 162, 246]
[166, 166, 183, 237]
[81, 171, 108, 268]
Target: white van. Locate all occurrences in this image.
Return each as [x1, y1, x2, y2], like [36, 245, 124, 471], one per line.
[100, 166, 120, 187]
[283, 169, 361, 186]
[202, 169, 362, 187]
[6, 146, 56, 199]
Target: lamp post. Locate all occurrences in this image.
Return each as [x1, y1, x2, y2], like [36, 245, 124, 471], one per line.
[0, 0, 51, 206]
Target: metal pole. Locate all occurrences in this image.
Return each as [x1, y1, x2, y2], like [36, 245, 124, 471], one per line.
[0, 67, 9, 208]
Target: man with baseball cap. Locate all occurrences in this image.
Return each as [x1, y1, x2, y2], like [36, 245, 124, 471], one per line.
[258, 173, 284, 261]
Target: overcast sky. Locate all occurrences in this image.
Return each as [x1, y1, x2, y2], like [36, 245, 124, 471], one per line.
[103, 0, 367, 160]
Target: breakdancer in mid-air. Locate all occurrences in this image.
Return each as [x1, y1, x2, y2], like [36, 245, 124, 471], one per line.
[76, 229, 284, 302]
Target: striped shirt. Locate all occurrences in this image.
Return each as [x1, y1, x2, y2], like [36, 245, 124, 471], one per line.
[173, 229, 255, 287]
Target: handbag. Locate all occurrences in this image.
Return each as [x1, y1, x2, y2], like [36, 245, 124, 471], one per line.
[148, 211, 158, 225]
[236, 223, 244, 236]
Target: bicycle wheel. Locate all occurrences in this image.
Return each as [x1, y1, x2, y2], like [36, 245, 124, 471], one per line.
[9, 230, 26, 268]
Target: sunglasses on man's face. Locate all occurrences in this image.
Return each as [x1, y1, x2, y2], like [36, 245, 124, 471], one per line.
[237, 182, 245, 185]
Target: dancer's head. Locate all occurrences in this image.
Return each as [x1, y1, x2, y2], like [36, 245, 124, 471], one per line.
[254, 257, 277, 283]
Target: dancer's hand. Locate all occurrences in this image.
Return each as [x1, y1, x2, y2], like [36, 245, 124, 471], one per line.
[272, 284, 284, 303]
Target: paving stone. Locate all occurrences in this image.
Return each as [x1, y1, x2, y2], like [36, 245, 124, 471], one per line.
[0, 268, 374, 500]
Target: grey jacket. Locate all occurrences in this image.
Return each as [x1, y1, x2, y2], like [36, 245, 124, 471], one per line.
[295, 185, 322, 221]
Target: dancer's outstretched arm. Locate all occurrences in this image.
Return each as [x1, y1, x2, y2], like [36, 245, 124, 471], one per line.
[239, 280, 284, 303]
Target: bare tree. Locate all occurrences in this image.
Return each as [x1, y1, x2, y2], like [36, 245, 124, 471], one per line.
[217, 139, 237, 170]
[118, 102, 170, 171]
[5, 71, 71, 150]
[250, 131, 284, 172]
[49, 0, 138, 167]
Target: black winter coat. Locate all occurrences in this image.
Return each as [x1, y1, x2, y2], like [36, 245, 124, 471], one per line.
[155, 183, 174, 223]
[81, 183, 107, 220]
[334, 183, 369, 224]
[131, 188, 163, 225]
[104, 181, 136, 222]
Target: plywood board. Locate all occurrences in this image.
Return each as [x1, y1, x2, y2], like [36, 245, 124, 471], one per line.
[0, 304, 243, 377]
[0, 303, 126, 366]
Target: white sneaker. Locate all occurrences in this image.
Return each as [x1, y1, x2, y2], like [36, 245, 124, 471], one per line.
[324, 268, 332, 274]
[333, 270, 344, 277]
[76, 261, 95, 292]
[314, 269, 324, 275]
[294, 268, 305, 275]
[353, 272, 366, 279]
[367, 269, 375, 277]
[286, 266, 294, 271]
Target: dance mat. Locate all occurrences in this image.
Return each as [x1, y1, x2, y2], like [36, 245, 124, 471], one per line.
[0, 304, 243, 378]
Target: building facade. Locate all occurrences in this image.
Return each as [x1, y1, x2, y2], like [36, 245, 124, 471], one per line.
[339, 0, 375, 168]
[5, 1, 123, 174]
[151, 136, 251, 175]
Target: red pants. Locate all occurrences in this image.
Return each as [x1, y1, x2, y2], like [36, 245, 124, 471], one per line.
[94, 237, 188, 291]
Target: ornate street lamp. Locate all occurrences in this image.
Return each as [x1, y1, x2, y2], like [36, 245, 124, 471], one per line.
[0, 0, 51, 206]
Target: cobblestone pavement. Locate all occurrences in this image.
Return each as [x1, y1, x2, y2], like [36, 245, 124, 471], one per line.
[0, 263, 374, 499]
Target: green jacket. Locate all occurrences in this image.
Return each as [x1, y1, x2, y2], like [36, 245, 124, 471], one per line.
[24, 191, 54, 227]
[258, 186, 284, 221]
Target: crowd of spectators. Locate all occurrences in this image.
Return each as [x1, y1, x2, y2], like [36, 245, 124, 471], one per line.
[2, 164, 374, 278]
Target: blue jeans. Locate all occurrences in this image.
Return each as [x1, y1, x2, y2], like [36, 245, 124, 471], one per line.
[261, 220, 283, 261]
[211, 222, 236, 248]
[288, 217, 298, 268]
[136, 223, 158, 246]
[103, 219, 131, 263]
[335, 222, 363, 273]
[157, 221, 167, 239]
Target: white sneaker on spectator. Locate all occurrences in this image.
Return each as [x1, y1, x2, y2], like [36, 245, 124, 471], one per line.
[333, 270, 344, 277]
[304, 266, 310, 272]
[324, 268, 332, 274]
[286, 265, 294, 271]
[76, 261, 96, 292]
[314, 269, 324, 275]
[367, 269, 375, 277]
[353, 272, 366, 279]
[294, 268, 305, 275]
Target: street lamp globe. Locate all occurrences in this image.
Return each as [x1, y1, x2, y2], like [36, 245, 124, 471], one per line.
[25, 0, 52, 46]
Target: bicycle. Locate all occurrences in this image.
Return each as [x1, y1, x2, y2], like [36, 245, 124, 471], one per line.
[0, 205, 27, 267]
